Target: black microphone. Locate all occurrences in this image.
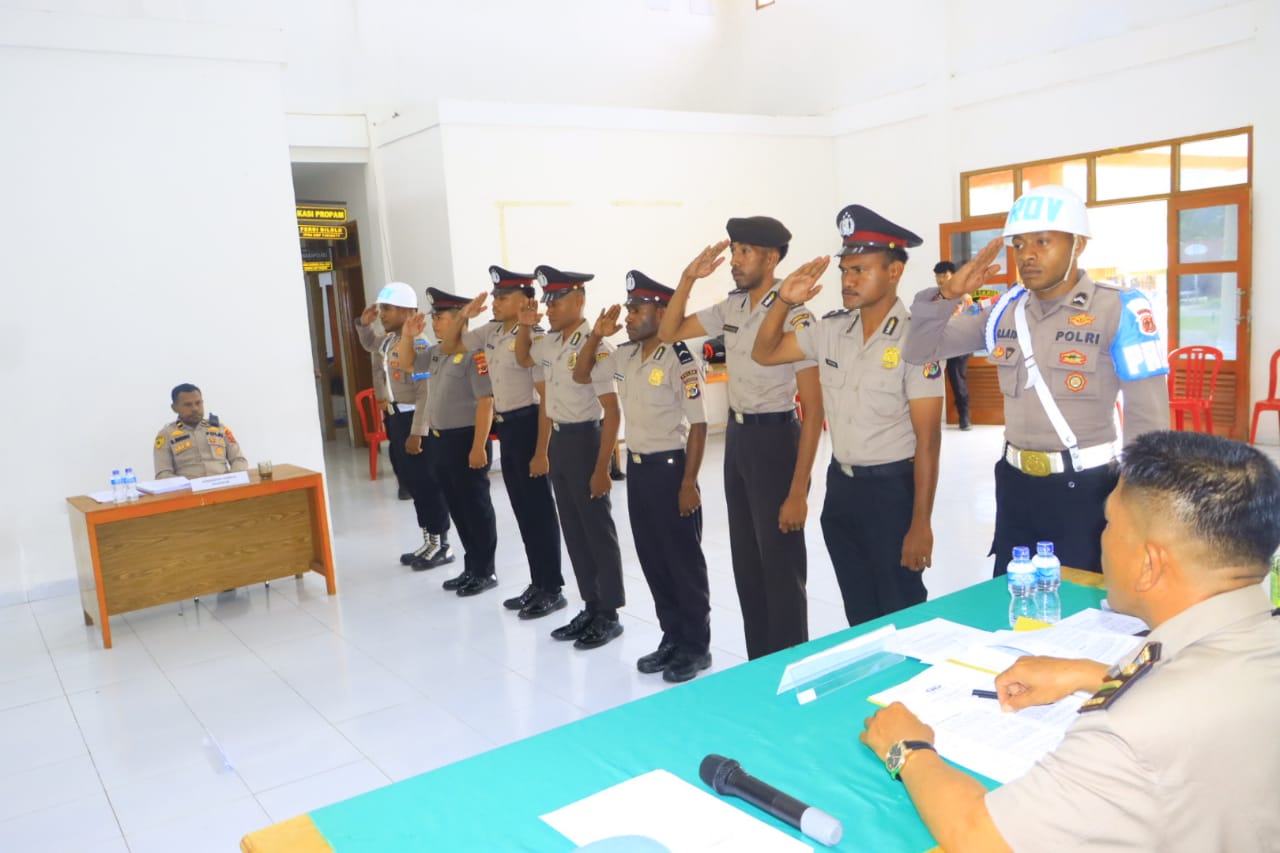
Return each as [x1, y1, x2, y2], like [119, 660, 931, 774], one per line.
[699, 754, 842, 846]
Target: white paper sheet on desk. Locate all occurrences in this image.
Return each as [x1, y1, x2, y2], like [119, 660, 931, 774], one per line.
[883, 618, 993, 664]
[87, 489, 118, 503]
[977, 626, 1141, 668]
[541, 769, 812, 853]
[868, 662, 1085, 784]
[1057, 607, 1148, 636]
[136, 477, 191, 495]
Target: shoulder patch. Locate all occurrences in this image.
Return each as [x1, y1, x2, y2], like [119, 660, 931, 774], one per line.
[473, 351, 489, 376]
[672, 341, 694, 364]
[223, 427, 237, 444]
[1111, 290, 1169, 381]
[789, 311, 813, 330]
[155, 435, 165, 449]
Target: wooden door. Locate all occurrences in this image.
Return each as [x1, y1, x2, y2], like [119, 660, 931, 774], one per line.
[1166, 187, 1251, 438]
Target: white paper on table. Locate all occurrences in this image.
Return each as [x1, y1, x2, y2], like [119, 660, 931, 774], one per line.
[868, 662, 1084, 783]
[541, 770, 812, 853]
[883, 618, 994, 664]
[776, 624, 896, 694]
[189, 471, 250, 492]
[1057, 607, 1148, 636]
[979, 626, 1141, 667]
[87, 489, 118, 504]
[136, 477, 191, 495]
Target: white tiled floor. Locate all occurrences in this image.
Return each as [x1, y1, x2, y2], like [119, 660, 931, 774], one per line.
[0, 424, 1095, 850]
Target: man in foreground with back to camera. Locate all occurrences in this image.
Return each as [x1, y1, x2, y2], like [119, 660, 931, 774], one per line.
[861, 430, 1280, 852]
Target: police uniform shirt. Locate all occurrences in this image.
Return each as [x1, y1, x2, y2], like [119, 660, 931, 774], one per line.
[153, 419, 248, 479]
[695, 288, 816, 413]
[416, 344, 493, 431]
[461, 322, 543, 413]
[902, 274, 1169, 450]
[986, 583, 1280, 851]
[794, 298, 942, 466]
[529, 319, 617, 424]
[609, 340, 707, 454]
[355, 320, 430, 409]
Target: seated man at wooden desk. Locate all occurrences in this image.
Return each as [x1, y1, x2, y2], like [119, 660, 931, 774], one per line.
[153, 383, 249, 479]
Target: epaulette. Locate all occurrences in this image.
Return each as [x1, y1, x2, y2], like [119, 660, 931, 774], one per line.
[727, 287, 747, 296]
[672, 340, 694, 364]
[208, 414, 220, 427]
[822, 308, 851, 319]
[1093, 280, 1123, 292]
[617, 340, 641, 351]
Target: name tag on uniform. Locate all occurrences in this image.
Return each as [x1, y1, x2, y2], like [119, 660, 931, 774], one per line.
[723, 324, 739, 333]
[825, 358, 838, 368]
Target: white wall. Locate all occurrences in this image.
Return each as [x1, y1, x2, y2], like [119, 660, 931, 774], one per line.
[290, 162, 388, 302]
[0, 9, 324, 603]
[373, 122, 455, 299]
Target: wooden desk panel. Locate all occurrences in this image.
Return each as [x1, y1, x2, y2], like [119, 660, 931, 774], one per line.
[67, 464, 336, 648]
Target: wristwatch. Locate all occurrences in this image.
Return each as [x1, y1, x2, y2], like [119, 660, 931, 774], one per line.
[885, 740, 936, 781]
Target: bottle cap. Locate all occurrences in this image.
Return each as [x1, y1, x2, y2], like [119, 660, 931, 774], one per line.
[1012, 546, 1031, 560]
[1036, 541, 1055, 556]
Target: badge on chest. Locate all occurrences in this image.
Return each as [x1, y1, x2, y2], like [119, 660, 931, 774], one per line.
[648, 368, 664, 386]
[881, 347, 900, 369]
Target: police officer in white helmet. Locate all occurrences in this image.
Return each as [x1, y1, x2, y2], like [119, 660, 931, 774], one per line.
[902, 185, 1170, 576]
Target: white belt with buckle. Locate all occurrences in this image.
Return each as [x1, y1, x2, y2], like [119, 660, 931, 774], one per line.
[394, 403, 415, 412]
[1005, 441, 1117, 476]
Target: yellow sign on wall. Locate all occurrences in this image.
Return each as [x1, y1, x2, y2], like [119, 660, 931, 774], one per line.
[302, 260, 334, 272]
[296, 205, 348, 223]
[299, 224, 348, 240]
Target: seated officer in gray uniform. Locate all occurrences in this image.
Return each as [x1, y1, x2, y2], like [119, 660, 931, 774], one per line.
[573, 271, 713, 683]
[861, 430, 1280, 852]
[902, 185, 1169, 576]
[154, 383, 249, 478]
[515, 265, 627, 650]
[400, 288, 500, 597]
[753, 205, 944, 627]
[659, 217, 824, 661]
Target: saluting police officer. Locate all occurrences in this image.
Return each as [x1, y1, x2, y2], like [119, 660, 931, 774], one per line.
[154, 383, 249, 478]
[514, 265, 627, 650]
[753, 206, 944, 626]
[658, 217, 824, 660]
[355, 282, 453, 570]
[436, 267, 566, 619]
[400, 288, 500, 596]
[572, 271, 713, 682]
[902, 185, 1170, 575]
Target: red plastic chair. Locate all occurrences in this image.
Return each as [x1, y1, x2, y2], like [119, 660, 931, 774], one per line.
[1249, 349, 1280, 444]
[354, 388, 388, 480]
[1167, 345, 1223, 434]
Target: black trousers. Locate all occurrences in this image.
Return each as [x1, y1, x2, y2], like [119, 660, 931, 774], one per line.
[384, 411, 449, 532]
[548, 423, 624, 612]
[821, 461, 925, 627]
[991, 456, 1118, 575]
[724, 418, 807, 660]
[428, 427, 497, 578]
[495, 408, 563, 591]
[626, 450, 710, 655]
[946, 356, 969, 419]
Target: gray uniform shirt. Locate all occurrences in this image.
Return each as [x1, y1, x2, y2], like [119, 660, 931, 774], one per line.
[461, 322, 542, 413]
[529, 320, 617, 424]
[901, 274, 1169, 450]
[608, 340, 707, 454]
[794, 298, 943, 466]
[696, 287, 816, 413]
[153, 419, 248, 479]
[987, 583, 1280, 852]
[355, 320, 430, 407]
[415, 344, 492, 431]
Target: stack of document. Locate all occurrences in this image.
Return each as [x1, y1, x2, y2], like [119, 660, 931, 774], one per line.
[137, 477, 191, 494]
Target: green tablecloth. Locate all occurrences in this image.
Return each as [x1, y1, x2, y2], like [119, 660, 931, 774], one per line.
[308, 578, 1106, 851]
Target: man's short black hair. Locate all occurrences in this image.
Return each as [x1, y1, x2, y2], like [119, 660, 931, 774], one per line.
[1120, 431, 1280, 569]
[171, 383, 201, 403]
[933, 260, 957, 275]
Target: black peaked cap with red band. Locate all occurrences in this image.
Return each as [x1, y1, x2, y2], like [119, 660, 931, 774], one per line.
[624, 270, 674, 305]
[535, 264, 594, 303]
[489, 265, 535, 291]
[835, 204, 923, 256]
[427, 286, 469, 310]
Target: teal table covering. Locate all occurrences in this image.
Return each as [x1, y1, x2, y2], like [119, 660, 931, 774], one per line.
[309, 578, 1106, 851]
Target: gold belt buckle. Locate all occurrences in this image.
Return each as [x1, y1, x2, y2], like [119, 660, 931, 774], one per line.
[632, 452, 641, 464]
[432, 429, 441, 438]
[734, 411, 745, 424]
[1019, 450, 1053, 477]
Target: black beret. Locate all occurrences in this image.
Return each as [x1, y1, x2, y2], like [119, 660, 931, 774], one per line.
[726, 216, 791, 250]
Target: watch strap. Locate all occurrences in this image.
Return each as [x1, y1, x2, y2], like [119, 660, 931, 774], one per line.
[888, 740, 937, 781]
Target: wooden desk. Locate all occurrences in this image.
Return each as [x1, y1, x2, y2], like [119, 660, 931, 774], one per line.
[66, 464, 336, 648]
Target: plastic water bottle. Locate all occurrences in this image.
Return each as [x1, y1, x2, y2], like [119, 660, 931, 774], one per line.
[123, 467, 140, 502]
[1032, 541, 1062, 624]
[1007, 546, 1036, 628]
[111, 469, 125, 504]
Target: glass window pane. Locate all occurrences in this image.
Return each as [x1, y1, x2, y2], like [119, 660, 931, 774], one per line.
[1178, 205, 1238, 263]
[1096, 146, 1171, 200]
[1084, 200, 1168, 340]
[1021, 159, 1087, 199]
[950, 227, 1007, 279]
[1180, 134, 1248, 191]
[967, 170, 1014, 216]
[1177, 273, 1237, 359]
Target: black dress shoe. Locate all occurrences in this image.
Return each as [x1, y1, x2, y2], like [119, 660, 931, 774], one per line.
[663, 650, 712, 683]
[398, 486, 411, 500]
[457, 574, 498, 597]
[503, 584, 538, 611]
[519, 590, 567, 620]
[412, 545, 454, 571]
[574, 617, 623, 650]
[636, 640, 679, 674]
[442, 571, 474, 591]
[550, 609, 594, 641]
[609, 463, 626, 482]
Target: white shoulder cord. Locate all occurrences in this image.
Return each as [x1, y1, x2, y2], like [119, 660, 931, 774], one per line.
[1013, 296, 1081, 471]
